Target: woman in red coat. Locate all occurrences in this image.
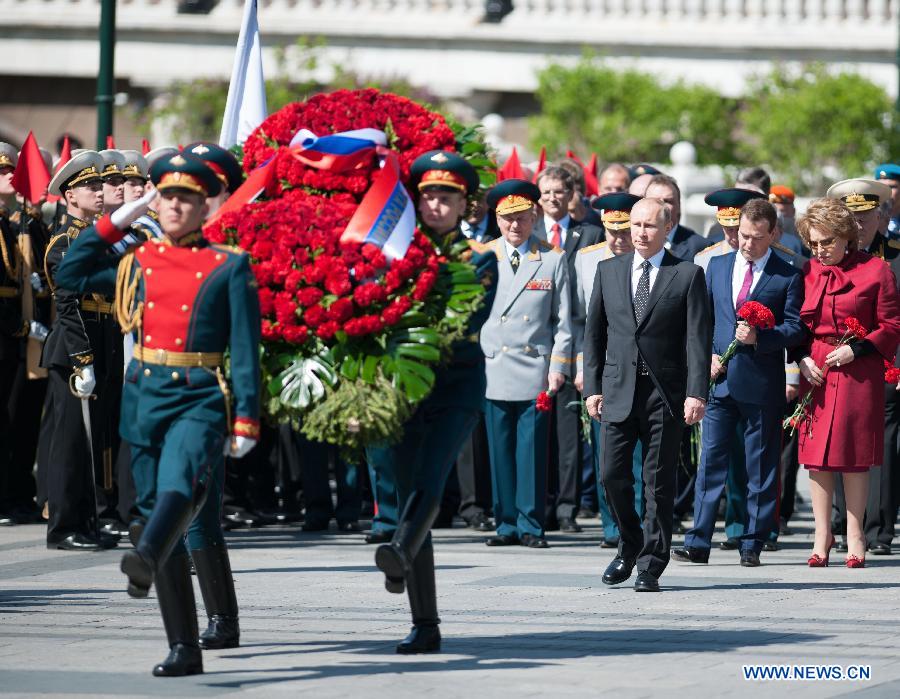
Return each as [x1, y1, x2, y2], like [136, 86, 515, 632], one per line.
[795, 199, 900, 568]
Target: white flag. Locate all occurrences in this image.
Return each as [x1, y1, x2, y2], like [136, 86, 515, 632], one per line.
[219, 0, 268, 148]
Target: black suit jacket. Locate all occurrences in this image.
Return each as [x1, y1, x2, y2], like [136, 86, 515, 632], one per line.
[667, 224, 709, 262]
[583, 250, 711, 422]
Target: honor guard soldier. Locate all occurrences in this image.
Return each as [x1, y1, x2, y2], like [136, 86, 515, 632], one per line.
[369, 150, 497, 654]
[185, 142, 244, 214]
[0, 142, 53, 525]
[875, 164, 900, 239]
[55, 152, 261, 676]
[826, 178, 899, 262]
[99, 149, 126, 216]
[120, 150, 148, 202]
[574, 192, 642, 548]
[480, 179, 572, 549]
[694, 189, 769, 272]
[41, 150, 121, 550]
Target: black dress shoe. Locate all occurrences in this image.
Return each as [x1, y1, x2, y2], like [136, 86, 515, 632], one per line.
[601, 557, 635, 585]
[48, 533, 102, 551]
[485, 534, 518, 546]
[337, 521, 361, 532]
[762, 541, 780, 552]
[152, 643, 203, 676]
[364, 530, 392, 544]
[634, 571, 660, 592]
[199, 615, 240, 650]
[740, 551, 761, 567]
[92, 530, 119, 549]
[719, 538, 740, 550]
[520, 533, 550, 548]
[577, 507, 598, 519]
[100, 519, 130, 539]
[836, 540, 849, 553]
[558, 518, 582, 533]
[672, 546, 710, 564]
[467, 512, 494, 532]
[396, 624, 441, 654]
[869, 542, 891, 555]
[600, 537, 619, 549]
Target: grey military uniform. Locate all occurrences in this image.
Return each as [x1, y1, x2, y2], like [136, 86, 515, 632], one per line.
[480, 236, 572, 401]
[573, 241, 614, 374]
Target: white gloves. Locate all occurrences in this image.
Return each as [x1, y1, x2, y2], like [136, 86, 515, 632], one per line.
[110, 187, 157, 229]
[30, 272, 44, 292]
[73, 365, 96, 398]
[28, 321, 49, 342]
[226, 436, 257, 459]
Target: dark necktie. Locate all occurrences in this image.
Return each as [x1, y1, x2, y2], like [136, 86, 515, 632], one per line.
[735, 260, 754, 310]
[633, 260, 651, 324]
[510, 249, 520, 272]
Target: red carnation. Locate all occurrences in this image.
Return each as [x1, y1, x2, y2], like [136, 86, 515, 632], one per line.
[303, 304, 327, 328]
[843, 317, 868, 340]
[536, 391, 554, 412]
[282, 324, 310, 345]
[884, 359, 900, 384]
[316, 320, 340, 340]
[327, 297, 354, 323]
[296, 287, 324, 307]
[737, 301, 775, 329]
[325, 272, 352, 297]
[353, 282, 387, 308]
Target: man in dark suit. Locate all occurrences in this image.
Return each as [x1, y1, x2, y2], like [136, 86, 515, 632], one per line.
[644, 174, 707, 262]
[673, 199, 805, 567]
[534, 166, 604, 532]
[584, 197, 711, 591]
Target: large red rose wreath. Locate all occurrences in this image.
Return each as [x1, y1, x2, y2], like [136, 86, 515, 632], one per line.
[205, 89, 495, 452]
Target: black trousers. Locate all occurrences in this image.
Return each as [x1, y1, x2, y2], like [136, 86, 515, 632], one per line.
[455, 412, 492, 521]
[44, 367, 97, 541]
[547, 378, 583, 522]
[865, 387, 900, 545]
[600, 376, 684, 577]
[0, 356, 22, 511]
[2, 364, 45, 512]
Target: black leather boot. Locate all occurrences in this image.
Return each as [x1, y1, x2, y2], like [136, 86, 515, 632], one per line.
[152, 551, 203, 677]
[191, 544, 240, 650]
[396, 544, 441, 654]
[120, 491, 195, 598]
[375, 490, 439, 594]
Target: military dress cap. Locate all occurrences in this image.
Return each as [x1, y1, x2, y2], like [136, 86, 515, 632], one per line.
[98, 149, 126, 180]
[184, 141, 243, 194]
[826, 178, 891, 212]
[704, 188, 766, 226]
[119, 150, 149, 180]
[48, 150, 104, 196]
[0, 142, 18, 169]
[145, 146, 179, 169]
[769, 185, 795, 204]
[628, 163, 661, 179]
[410, 150, 479, 196]
[486, 179, 541, 215]
[874, 164, 900, 181]
[150, 151, 222, 198]
[591, 192, 642, 229]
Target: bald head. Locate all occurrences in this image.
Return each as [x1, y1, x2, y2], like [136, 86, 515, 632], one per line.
[630, 198, 671, 258]
[599, 163, 631, 194]
[628, 173, 653, 197]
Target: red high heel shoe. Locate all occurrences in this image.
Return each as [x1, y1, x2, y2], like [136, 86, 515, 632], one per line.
[846, 554, 865, 569]
[807, 535, 836, 567]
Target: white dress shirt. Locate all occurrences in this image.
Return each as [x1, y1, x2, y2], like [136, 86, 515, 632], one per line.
[631, 248, 666, 298]
[504, 238, 532, 271]
[731, 248, 770, 308]
[461, 217, 489, 242]
[543, 214, 571, 247]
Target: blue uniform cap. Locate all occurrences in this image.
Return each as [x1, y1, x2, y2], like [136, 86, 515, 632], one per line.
[875, 164, 900, 181]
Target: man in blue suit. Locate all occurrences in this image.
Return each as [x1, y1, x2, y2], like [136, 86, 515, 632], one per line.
[673, 198, 805, 566]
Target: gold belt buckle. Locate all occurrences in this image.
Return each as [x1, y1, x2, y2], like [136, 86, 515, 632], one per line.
[154, 348, 168, 364]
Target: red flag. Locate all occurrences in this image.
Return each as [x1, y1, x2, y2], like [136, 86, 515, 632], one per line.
[566, 149, 584, 167]
[106, 135, 116, 149]
[203, 157, 275, 230]
[141, 139, 151, 155]
[46, 135, 72, 204]
[11, 132, 51, 204]
[532, 146, 547, 183]
[584, 152, 599, 197]
[497, 147, 525, 182]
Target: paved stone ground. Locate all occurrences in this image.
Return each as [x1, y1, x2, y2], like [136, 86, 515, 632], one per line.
[2, 491, 900, 698]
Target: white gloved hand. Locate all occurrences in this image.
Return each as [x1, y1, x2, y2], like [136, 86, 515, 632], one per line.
[28, 321, 49, 342]
[110, 187, 158, 229]
[226, 436, 257, 459]
[73, 365, 96, 398]
[30, 272, 44, 292]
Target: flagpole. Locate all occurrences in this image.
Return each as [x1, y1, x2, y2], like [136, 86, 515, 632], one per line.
[96, 0, 117, 149]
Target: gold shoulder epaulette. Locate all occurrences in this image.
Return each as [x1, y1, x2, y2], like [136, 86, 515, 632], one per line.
[696, 242, 720, 257]
[578, 241, 608, 256]
[211, 243, 245, 256]
[467, 239, 490, 254]
[771, 241, 795, 256]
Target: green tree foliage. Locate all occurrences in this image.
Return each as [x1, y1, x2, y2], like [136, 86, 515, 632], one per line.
[529, 52, 738, 165]
[738, 64, 899, 194]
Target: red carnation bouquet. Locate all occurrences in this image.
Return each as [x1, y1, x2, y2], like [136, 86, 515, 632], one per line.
[205, 89, 496, 452]
[709, 301, 776, 391]
[884, 358, 900, 384]
[784, 316, 868, 436]
[536, 390, 554, 412]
